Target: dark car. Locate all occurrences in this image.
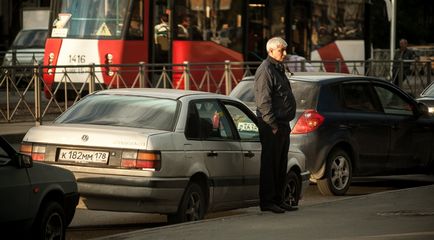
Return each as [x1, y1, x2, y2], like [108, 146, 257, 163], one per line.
[230, 73, 434, 196]
[0, 136, 79, 239]
[417, 81, 434, 115]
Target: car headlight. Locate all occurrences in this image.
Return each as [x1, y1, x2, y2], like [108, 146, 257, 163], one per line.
[2, 57, 11, 66]
[428, 107, 434, 114]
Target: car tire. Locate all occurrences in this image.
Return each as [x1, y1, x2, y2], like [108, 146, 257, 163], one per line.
[167, 182, 205, 224]
[284, 171, 301, 207]
[33, 201, 66, 240]
[317, 149, 352, 196]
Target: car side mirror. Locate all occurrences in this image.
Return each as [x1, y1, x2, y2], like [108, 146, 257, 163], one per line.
[16, 153, 33, 168]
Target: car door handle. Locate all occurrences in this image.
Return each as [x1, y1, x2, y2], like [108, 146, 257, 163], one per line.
[244, 151, 255, 158]
[207, 151, 218, 157]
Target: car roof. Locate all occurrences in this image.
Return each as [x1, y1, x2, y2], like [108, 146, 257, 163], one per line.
[242, 72, 375, 84]
[93, 88, 229, 100]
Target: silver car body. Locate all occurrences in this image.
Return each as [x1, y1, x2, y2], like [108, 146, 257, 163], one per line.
[2, 29, 47, 67]
[22, 89, 309, 216]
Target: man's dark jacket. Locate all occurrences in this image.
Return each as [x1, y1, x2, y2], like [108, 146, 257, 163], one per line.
[254, 56, 296, 130]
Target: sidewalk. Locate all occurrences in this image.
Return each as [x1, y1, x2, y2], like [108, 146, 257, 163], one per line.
[97, 185, 434, 240]
[0, 122, 36, 135]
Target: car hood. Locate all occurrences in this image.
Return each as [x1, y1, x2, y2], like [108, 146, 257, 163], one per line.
[417, 97, 434, 107]
[23, 124, 168, 149]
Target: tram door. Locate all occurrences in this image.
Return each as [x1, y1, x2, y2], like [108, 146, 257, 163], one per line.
[246, 0, 267, 61]
[246, 0, 288, 61]
[288, 0, 310, 57]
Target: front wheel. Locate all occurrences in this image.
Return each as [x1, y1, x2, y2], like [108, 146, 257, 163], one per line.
[168, 182, 205, 224]
[33, 201, 66, 240]
[317, 149, 352, 196]
[283, 171, 301, 207]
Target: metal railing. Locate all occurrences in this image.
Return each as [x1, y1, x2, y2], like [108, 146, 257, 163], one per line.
[0, 59, 432, 123]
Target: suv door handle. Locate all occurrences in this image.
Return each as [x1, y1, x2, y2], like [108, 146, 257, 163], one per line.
[207, 151, 218, 157]
[244, 151, 255, 158]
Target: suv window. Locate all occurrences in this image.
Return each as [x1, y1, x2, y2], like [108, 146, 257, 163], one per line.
[230, 79, 318, 110]
[373, 85, 414, 116]
[342, 83, 379, 112]
[291, 80, 318, 109]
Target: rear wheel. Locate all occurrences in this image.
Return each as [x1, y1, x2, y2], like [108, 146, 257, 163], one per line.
[317, 149, 352, 196]
[283, 171, 301, 207]
[168, 182, 205, 224]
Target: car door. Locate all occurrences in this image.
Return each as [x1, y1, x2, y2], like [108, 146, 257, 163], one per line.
[222, 101, 261, 204]
[341, 81, 390, 174]
[188, 100, 243, 210]
[0, 144, 31, 223]
[372, 83, 433, 172]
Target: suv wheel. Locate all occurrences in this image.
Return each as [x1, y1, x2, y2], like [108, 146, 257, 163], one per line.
[317, 149, 352, 196]
[168, 182, 205, 224]
[33, 201, 66, 239]
[284, 171, 301, 207]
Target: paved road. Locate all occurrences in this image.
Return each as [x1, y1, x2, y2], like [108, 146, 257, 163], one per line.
[2, 124, 434, 240]
[95, 184, 434, 240]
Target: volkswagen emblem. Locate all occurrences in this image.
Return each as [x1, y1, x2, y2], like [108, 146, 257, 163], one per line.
[81, 135, 89, 142]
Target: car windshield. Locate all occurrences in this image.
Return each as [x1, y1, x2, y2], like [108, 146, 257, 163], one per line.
[55, 94, 179, 131]
[231, 79, 318, 110]
[422, 84, 434, 97]
[11, 30, 48, 49]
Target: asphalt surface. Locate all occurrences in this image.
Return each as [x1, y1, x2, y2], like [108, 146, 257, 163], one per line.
[96, 185, 434, 240]
[2, 122, 434, 240]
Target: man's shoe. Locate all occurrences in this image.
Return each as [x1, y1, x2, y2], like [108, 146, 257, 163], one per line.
[260, 204, 285, 214]
[279, 202, 294, 211]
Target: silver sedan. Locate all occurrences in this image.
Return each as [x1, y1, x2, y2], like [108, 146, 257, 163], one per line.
[21, 88, 310, 223]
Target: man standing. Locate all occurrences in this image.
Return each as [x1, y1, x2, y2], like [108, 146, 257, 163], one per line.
[392, 38, 417, 87]
[254, 37, 296, 213]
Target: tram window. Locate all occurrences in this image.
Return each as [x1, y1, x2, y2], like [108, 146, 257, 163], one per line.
[126, 0, 144, 40]
[53, 0, 129, 39]
[174, 0, 243, 52]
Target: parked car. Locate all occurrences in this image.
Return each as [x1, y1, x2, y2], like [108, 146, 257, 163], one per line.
[0, 136, 78, 239]
[2, 28, 47, 87]
[21, 88, 310, 223]
[2, 28, 47, 66]
[230, 73, 434, 196]
[417, 82, 434, 115]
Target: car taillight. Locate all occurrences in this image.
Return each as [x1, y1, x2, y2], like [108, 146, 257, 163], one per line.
[20, 143, 46, 161]
[291, 109, 325, 134]
[121, 150, 161, 171]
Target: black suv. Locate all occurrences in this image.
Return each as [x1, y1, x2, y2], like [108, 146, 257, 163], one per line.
[230, 73, 434, 196]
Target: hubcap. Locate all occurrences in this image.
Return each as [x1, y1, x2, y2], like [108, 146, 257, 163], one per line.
[284, 179, 296, 205]
[45, 212, 63, 240]
[185, 192, 201, 221]
[330, 156, 350, 190]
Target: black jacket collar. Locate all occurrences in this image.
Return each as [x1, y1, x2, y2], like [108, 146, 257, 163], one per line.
[267, 56, 285, 72]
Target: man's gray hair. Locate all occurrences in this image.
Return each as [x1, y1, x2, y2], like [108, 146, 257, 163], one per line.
[266, 37, 288, 53]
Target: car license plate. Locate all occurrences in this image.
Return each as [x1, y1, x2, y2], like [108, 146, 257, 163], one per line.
[58, 149, 109, 164]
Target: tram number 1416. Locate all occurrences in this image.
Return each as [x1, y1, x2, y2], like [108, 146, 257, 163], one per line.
[68, 54, 86, 64]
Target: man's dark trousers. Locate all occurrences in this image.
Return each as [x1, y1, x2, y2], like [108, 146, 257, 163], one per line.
[258, 118, 290, 207]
